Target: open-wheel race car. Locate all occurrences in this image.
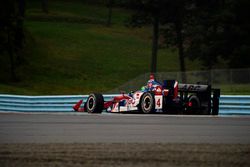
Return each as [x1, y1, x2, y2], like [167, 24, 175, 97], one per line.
[73, 74, 220, 115]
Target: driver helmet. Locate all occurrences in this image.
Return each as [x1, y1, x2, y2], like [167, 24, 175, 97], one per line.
[150, 74, 155, 80]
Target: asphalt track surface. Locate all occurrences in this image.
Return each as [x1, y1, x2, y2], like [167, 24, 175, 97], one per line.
[0, 112, 249, 144]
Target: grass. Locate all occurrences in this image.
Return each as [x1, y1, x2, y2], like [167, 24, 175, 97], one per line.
[219, 84, 250, 95]
[0, 1, 179, 95]
[0, 0, 249, 95]
[0, 143, 249, 167]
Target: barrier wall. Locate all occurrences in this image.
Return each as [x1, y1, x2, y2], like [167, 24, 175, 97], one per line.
[219, 95, 250, 115]
[0, 94, 249, 115]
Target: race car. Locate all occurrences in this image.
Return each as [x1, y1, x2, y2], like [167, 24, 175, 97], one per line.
[73, 74, 220, 115]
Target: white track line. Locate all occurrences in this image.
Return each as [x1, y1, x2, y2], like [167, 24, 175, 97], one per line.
[0, 111, 249, 118]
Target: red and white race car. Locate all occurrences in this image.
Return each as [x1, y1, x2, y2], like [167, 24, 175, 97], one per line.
[73, 74, 220, 115]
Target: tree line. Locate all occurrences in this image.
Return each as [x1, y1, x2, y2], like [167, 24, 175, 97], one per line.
[1, 0, 249, 82]
[84, 0, 250, 77]
[0, 0, 25, 81]
[123, 0, 250, 81]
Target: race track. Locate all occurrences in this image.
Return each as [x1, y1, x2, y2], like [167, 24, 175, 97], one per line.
[0, 113, 249, 143]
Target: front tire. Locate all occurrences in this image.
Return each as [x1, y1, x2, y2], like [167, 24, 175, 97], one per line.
[140, 92, 155, 114]
[86, 93, 104, 113]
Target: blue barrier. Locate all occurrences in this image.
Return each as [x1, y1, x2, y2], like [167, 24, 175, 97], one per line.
[219, 95, 250, 115]
[0, 94, 249, 115]
[0, 94, 116, 112]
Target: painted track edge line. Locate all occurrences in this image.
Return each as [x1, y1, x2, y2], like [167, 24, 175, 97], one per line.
[1, 111, 250, 118]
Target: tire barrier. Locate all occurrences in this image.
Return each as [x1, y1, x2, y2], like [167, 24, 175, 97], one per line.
[0, 94, 249, 115]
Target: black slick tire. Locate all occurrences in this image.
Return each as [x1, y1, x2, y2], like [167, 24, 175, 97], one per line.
[86, 93, 104, 113]
[140, 92, 155, 114]
[188, 95, 201, 114]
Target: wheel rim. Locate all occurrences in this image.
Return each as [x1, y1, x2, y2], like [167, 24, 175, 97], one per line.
[88, 97, 95, 110]
[143, 95, 151, 110]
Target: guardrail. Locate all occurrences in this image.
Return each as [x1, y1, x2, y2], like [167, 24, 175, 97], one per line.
[0, 94, 249, 115]
[219, 95, 250, 115]
[0, 94, 114, 112]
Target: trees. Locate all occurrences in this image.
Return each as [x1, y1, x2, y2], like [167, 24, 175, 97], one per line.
[106, 0, 114, 26]
[127, 0, 250, 77]
[0, 0, 26, 81]
[126, 0, 190, 81]
[184, 0, 250, 69]
[217, 0, 250, 68]
[124, 0, 163, 74]
[42, 0, 49, 13]
[160, 0, 193, 82]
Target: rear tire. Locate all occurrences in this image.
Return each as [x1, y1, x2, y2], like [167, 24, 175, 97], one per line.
[188, 95, 201, 114]
[86, 93, 104, 113]
[140, 92, 155, 114]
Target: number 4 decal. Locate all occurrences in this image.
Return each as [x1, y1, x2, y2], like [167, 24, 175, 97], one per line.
[157, 98, 161, 107]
